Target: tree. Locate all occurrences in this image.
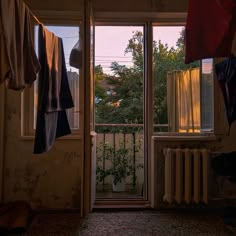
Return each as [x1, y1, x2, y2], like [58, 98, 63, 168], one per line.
[153, 28, 199, 129]
[95, 28, 199, 131]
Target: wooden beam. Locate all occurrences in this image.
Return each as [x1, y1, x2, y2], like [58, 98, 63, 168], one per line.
[0, 85, 6, 203]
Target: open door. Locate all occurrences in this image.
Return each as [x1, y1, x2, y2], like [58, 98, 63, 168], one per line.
[83, 0, 96, 216]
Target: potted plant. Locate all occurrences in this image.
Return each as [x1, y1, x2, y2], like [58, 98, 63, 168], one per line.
[96, 142, 113, 192]
[108, 144, 133, 192]
[96, 140, 142, 192]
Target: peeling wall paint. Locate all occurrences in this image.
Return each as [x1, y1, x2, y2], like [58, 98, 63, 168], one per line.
[3, 89, 83, 210]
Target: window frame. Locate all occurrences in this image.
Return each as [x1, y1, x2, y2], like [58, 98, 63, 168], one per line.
[21, 11, 225, 138]
[21, 11, 83, 138]
[90, 12, 226, 209]
[151, 21, 216, 136]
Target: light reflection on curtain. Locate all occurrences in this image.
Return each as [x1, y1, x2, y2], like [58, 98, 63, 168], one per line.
[167, 68, 200, 133]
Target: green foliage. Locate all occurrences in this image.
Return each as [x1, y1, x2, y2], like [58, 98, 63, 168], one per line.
[96, 142, 113, 184]
[95, 28, 199, 131]
[96, 140, 142, 186]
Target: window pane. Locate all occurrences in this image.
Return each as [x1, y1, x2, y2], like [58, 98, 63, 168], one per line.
[34, 25, 80, 130]
[95, 26, 145, 199]
[152, 26, 213, 133]
[201, 59, 214, 131]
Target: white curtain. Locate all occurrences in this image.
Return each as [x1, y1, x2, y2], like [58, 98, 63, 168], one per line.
[167, 68, 200, 133]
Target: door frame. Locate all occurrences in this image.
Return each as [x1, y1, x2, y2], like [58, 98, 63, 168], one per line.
[0, 85, 6, 203]
[91, 20, 152, 208]
[82, 0, 96, 216]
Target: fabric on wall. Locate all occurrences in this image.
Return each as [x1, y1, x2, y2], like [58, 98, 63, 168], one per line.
[0, 0, 40, 90]
[185, 0, 236, 64]
[34, 24, 74, 154]
[167, 68, 200, 133]
[215, 54, 236, 134]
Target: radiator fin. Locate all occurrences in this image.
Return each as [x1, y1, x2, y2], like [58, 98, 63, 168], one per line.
[163, 148, 208, 205]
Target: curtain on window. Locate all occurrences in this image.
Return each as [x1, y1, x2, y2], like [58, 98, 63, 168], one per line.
[167, 68, 200, 133]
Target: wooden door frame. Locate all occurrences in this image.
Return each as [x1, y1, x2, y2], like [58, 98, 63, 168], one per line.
[0, 85, 6, 203]
[82, 0, 95, 216]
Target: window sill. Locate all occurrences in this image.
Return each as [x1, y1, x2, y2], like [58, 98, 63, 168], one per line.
[20, 134, 82, 141]
[152, 133, 217, 142]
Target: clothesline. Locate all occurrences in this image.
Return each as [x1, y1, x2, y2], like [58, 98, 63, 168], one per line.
[23, 1, 57, 39]
[32, 14, 41, 25]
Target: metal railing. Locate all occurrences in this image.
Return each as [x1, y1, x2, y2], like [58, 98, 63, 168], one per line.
[95, 124, 143, 192]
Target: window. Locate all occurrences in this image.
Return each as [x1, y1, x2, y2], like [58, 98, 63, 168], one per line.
[21, 21, 82, 137]
[152, 25, 214, 134]
[33, 25, 81, 132]
[20, 24, 82, 138]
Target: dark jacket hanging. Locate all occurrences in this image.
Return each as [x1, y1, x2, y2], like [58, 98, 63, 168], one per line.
[34, 24, 74, 154]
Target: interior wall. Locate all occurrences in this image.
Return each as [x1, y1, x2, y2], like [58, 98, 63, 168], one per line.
[3, 89, 82, 209]
[1, 0, 84, 210]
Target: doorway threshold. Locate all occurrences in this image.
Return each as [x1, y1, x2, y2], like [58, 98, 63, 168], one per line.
[94, 199, 151, 209]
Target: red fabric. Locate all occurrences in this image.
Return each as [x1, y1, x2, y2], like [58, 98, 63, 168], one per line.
[185, 0, 236, 64]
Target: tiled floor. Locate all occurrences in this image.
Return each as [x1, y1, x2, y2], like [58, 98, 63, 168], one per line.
[11, 209, 236, 236]
[78, 210, 236, 236]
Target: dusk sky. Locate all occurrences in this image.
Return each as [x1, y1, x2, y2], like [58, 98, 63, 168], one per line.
[35, 25, 184, 74]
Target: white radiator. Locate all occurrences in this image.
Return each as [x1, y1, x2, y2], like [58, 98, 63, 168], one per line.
[163, 148, 209, 205]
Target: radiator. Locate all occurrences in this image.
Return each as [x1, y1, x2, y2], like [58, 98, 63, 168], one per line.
[163, 148, 209, 205]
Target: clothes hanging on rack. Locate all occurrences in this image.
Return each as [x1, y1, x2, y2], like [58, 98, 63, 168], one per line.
[33, 24, 74, 154]
[0, 0, 40, 90]
[33, 24, 74, 153]
[185, 0, 236, 64]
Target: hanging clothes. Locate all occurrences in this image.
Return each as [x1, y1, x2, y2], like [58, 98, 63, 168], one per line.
[215, 54, 236, 134]
[0, 0, 40, 90]
[34, 24, 74, 154]
[185, 0, 236, 64]
[69, 38, 82, 69]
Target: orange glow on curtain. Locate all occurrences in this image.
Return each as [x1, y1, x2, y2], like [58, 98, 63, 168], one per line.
[167, 68, 200, 133]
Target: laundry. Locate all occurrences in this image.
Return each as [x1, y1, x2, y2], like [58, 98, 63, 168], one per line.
[215, 54, 236, 134]
[0, 0, 40, 90]
[69, 39, 82, 69]
[33, 24, 74, 154]
[185, 0, 236, 64]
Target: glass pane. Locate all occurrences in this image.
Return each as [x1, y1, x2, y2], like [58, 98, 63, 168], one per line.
[95, 26, 145, 199]
[201, 59, 214, 131]
[34, 25, 80, 130]
[152, 26, 213, 133]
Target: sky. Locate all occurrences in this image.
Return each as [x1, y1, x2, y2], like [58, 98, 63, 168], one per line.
[95, 26, 183, 74]
[34, 25, 80, 72]
[35, 25, 184, 74]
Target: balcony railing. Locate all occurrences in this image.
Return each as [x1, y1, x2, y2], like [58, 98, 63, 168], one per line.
[95, 123, 167, 198]
[95, 124, 143, 197]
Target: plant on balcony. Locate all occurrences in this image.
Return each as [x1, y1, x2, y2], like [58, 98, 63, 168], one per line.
[108, 144, 133, 191]
[96, 140, 142, 192]
[96, 142, 113, 185]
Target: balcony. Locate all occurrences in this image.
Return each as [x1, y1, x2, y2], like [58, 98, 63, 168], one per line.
[95, 124, 144, 199]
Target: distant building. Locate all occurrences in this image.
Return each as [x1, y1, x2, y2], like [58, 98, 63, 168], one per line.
[67, 70, 80, 130]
